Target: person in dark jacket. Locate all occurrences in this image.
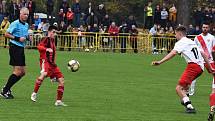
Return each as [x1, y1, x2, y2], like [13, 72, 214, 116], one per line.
[46, 0, 54, 23]
[27, 0, 36, 25]
[119, 22, 129, 53]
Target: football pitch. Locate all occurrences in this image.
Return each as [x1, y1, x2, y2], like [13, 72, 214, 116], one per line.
[0, 48, 212, 121]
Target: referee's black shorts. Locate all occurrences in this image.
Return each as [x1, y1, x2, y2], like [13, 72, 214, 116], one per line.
[9, 42, 26, 66]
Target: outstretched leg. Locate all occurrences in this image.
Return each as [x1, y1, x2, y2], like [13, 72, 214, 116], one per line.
[31, 73, 46, 102]
[176, 85, 196, 113]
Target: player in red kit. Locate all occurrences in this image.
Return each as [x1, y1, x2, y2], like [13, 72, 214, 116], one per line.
[30, 25, 67, 106]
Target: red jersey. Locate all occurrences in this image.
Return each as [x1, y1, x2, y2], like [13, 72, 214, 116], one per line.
[37, 37, 56, 65]
[108, 26, 119, 36]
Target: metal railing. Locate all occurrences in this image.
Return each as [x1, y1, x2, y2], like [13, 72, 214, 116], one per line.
[0, 30, 195, 53]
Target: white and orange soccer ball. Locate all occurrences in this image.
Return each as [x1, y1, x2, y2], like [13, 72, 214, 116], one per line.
[67, 59, 80, 72]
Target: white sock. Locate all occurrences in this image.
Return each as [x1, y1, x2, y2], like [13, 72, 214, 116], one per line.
[56, 100, 62, 102]
[190, 80, 196, 90]
[32, 92, 37, 95]
[187, 104, 194, 109]
[183, 96, 190, 104]
[182, 97, 194, 109]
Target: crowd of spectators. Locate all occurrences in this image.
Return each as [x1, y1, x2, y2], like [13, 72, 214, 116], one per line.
[146, 1, 215, 36]
[0, 0, 214, 53]
[0, 0, 138, 37]
[0, 1, 214, 35]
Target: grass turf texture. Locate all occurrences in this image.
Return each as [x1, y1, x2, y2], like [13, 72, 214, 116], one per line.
[0, 48, 212, 121]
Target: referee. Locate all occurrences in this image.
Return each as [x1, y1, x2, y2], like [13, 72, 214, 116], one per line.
[0, 7, 29, 99]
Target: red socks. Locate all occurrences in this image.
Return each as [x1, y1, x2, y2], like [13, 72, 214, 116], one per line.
[57, 85, 64, 100]
[210, 93, 215, 106]
[34, 78, 64, 101]
[33, 78, 43, 93]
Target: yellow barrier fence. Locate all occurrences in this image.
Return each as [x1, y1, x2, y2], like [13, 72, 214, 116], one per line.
[0, 30, 195, 54]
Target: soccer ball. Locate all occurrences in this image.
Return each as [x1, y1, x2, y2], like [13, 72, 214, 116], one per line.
[67, 59, 80, 72]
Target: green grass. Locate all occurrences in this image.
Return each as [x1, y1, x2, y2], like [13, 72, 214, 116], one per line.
[0, 48, 213, 121]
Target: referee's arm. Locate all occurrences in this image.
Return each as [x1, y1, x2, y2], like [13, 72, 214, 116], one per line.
[5, 32, 26, 42]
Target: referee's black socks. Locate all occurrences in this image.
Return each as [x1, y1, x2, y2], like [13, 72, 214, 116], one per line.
[3, 74, 21, 94]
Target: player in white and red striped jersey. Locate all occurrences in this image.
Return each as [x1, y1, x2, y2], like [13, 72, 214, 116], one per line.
[186, 22, 215, 121]
[189, 22, 215, 96]
[152, 25, 214, 114]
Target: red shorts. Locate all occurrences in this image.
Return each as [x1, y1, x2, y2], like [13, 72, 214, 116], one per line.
[40, 59, 64, 79]
[178, 63, 203, 87]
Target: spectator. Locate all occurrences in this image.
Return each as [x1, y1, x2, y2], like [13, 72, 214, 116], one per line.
[46, 0, 54, 24]
[38, 19, 49, 35]
[164, 26, 169, 34]
[72, 0, 81, 27]
[58, 21, 67, 51]
[130, 25, 138, 53]
[126, 15, 137, 31]
[187, 24, 195, 35]
[100, 26, 108, 52]
[193, 7, 203, 27]
[158, 27, 165, 34]
[85, 25, 93, 49]
[91, 23, 99, 50]
[2, 0, 7, 15]
[160, 8, 168, 27]
[161, 2, 168, 11]
[102, 14, 111, 28]
[145, 2, 153, 29]
[59, 0, 69, 14]
[66, 7, 74, 26]
[42, 21, 50, 36]
[108, 22, 119, 52]
[38, 20, 45, 31]
[0, 16, 10, 47]
[169, 4, 177, 25]
[27, 0, 36, 25]
[150, 24, 158, 34]
[8, 0, 19, 22]
[58, 21, 67, 34]
[97, 4, 106, 26]
[194, 26, 201, 35]
[34, 15, 41, 30]
[203, 7, 213, 23]
[58, 9, 65, 24]
[77, 25, 86, 50]
[108, 22, 119, 36]
[119, 22, 129, 53]
[19, 0, 27, 8]
[66, 24, 73, 51]
[91, 23, 99, 33]
[67, 24, 73, 32]
[0, 16, 10, 30]
[154, 4, 161, 25]
[168, 26, 175, 35]
[166, 26, 175, 52]
[86, 12, 98, 27]
[83, 2, 93, 25]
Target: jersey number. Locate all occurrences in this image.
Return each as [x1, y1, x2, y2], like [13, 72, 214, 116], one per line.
[191, 47, 199, 59]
